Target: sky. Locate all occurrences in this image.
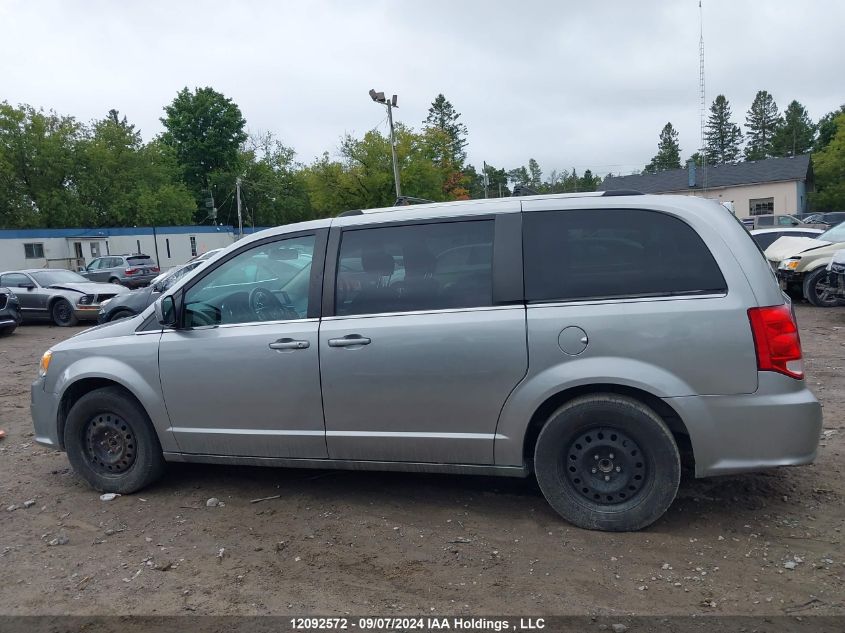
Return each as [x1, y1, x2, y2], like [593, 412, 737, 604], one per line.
[2, 0, 843, 179]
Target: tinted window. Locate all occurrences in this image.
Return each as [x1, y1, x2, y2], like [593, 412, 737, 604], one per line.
[183, 235, 315, 327]
[752, 233, 781, 250]
[335, 220, 494, 316]
[1, 273, 32, 288]
[523, 209, 726, 302]
[127, 256, 152, 265]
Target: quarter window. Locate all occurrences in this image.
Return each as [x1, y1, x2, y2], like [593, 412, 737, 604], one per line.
[24, 243, 44, 259]
[182, 235, 315, 327]
[523, 208, 726, 302]
[335, 220, 494, 316]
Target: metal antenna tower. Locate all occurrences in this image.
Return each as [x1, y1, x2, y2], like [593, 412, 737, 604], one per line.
[699, 0, 707, 192]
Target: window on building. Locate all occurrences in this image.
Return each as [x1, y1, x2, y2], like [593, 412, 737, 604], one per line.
[749, 198, 775, 216]
[73, 242, 83, 259]
[90, 242, 101, 257]
[23, 243, 45, 259]
[190, 236, 197, 257]
[523, 208, 727, 302]
[166, 238, 171, 259]
[335, 220, 495, 317]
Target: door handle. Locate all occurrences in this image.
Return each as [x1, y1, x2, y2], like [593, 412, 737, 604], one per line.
[327, 334, 371, 347]
[268, 338, 310, 350]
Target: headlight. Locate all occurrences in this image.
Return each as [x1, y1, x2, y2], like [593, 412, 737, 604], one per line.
[77, 294, 95, 305]
[779, 259, 801, 271]
[39, 351, 52, 377]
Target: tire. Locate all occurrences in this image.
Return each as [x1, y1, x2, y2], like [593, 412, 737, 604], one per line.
[534, 394, 681, 532]
[0, 325, 16, 336]
[63, 386, 166, 494]
[803, 268, 842, 307]
[108, 309, 136, 322]
[51, 298, 78, 326]
[109, 277, 122, 285]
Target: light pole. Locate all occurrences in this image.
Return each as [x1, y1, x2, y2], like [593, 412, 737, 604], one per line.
[369, 89, 401, 198]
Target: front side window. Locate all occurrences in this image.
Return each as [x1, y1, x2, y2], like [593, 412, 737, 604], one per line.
[523, 208, 727, 302]
[182, 235, 315, 327]
[1, 273, 33, 288]
[23, 243, 44, 259]
[335, 220, 494, 316]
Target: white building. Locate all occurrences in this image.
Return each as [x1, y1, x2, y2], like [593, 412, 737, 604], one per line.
[0, 225, 240, 272]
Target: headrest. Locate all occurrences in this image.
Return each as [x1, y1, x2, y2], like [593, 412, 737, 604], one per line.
[362, 251, 395, 276]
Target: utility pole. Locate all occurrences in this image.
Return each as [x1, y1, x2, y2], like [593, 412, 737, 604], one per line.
[482, 161, 489, 199]
[236, 177, 243, 239]
[369, 89, 402, 198]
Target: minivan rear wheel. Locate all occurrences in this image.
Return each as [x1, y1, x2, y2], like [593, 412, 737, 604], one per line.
[64, 386, 165, 494]
[534, 394, 681, 531]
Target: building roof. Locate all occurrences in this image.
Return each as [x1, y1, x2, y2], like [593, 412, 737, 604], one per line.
[599, 155, 812, 194]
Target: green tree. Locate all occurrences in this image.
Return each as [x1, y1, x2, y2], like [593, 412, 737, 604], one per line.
[422, 93, 468, 168]
[810, 113, 845, 211]
[645, 122, 682, 172]
[744, 90, 782, 160]
[507, 166, 530, 187]
[814, 104, 845, 152]
[772, 100, 815, 157]
[0, 102, 84, 228]
[527, 158, 542, 188]
[704, 95, 743, 163]
[579, 169, 600, 192]
[160, 87, 247, 219]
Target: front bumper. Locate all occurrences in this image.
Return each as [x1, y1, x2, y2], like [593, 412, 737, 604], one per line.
[665, 372, 822, 478]
[826, 269, 845, 298]
[775, 268, 804, 289]
[31, 377, 62, 449]
[73, 305, 103, 321]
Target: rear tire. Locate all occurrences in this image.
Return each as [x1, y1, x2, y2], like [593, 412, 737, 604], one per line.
[804, 268, 842, 307]
[51, 299, 78, 326]
[534, 394, 681, 532]
[63, 386, 166, 494]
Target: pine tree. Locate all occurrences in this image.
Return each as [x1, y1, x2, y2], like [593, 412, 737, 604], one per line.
[704, 95, 743, 163]
[645, 123, 682, 172]
[772, 100, 816, 157]
[744, 90, 782, 160]
[423, 94, 468, 167]
[527, 158, 542, 188]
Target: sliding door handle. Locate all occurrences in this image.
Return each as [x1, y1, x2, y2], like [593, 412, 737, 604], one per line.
[327, 334, 371, 347]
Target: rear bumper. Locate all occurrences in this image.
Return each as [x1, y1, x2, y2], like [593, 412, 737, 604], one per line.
[122, 274, 156, 288]
[665, 372, 822, 478]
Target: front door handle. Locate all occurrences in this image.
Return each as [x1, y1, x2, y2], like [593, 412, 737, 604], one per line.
[268, 338, 310, 350]
[327, 334, 371, 347]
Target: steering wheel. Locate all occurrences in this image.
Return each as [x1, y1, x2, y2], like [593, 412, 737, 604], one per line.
[248, 287, 298, 321]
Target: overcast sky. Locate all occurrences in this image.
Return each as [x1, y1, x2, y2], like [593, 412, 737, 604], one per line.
[2, 0, 843, 178]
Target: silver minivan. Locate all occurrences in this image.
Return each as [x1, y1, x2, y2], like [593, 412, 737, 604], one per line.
[31, 193, 822, 531]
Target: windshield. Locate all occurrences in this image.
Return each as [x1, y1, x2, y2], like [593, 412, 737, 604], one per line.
[30, 270, 89, 286]
[818, 222, 845, 243]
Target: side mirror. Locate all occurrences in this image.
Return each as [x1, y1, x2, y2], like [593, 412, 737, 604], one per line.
[22, 283, 35, 291]
[154, 295, 177, 328]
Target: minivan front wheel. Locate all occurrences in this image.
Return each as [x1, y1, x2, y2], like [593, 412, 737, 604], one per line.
[64, 386, 165, 494]
[534, 394, 681, 532]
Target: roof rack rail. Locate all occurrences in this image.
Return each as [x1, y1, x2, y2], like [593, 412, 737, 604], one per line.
[511, 184, 540, 197]
[602, 189, 644, 196]
[395, 196, 434, 206]
[337, 209, 363, 217]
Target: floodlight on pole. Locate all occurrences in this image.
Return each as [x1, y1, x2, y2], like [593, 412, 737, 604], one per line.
[369, 87, 401, 198]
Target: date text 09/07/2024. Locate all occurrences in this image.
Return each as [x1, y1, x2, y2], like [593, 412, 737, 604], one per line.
[289, 617, 546, 631]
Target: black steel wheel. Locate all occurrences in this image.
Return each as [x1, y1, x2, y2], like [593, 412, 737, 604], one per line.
[64, 386, 165, 493]
[534, 393, 681, 531]
[51, 298, 78, 327]
[84, 413, 136, 474]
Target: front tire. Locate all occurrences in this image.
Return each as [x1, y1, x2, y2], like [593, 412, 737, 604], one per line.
[51, 299, 78, 326]
[804, 268, 842, 307]
[0, 324, 16, 336]
[63, 386, 166, 493]
[534, 394, 681, 532]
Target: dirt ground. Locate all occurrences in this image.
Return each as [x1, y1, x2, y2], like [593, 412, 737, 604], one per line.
[0, 305, 843, 617]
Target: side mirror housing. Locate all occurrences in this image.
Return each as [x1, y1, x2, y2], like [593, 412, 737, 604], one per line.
[154, 295, 177, 328]
[22, 283, 35, 291]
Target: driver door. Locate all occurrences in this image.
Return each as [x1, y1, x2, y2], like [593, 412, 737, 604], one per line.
[158, 230, 328, 458]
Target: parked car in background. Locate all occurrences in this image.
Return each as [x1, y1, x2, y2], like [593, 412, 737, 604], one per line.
[750, 227, 824, 251]
[0, 286, 22, 335]
[0, 269, 127, 326]
[800, 212, 845, 226]
[188, 247, 224, 263]
[767, 221, 845, 306]
[752, 214, 808, 228]
[32, 193, 822, 532]
[826, 249, 845, 301]
[79, 254, 159, 288]
[98, 260, 205, 324]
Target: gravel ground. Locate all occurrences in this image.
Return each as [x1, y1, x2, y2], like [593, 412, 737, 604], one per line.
[0, 305, 843, 616]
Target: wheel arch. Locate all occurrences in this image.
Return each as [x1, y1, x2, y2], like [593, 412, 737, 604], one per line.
[520, 384, 694, 474]
[57, 378, 142, 450]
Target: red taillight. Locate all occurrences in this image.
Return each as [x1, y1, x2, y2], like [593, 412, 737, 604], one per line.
[748, 304, 804, 380]
[151, 266, 160, 273]
[124, 267, 138, 275]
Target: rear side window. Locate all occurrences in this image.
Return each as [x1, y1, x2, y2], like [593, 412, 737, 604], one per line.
[335, 220, 494, 316]
[523, 208, 726, 302]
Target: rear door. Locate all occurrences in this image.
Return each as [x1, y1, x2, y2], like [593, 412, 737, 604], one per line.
[319, 213, 527, 464]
